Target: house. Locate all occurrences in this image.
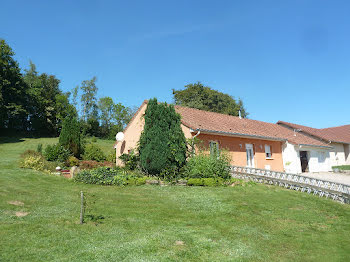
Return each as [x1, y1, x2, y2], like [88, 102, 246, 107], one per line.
[115, 100, 332, 174]
[278, 121, 350, 169]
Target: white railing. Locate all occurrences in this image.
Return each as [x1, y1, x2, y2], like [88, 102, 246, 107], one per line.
[230, 166, 350, 204]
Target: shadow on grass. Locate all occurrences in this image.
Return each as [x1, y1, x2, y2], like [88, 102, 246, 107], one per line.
[0, 136, 56, 145]
[0, 137, 26, 144]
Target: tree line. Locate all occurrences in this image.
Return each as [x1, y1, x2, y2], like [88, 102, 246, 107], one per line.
[1, 38, 248, 138]
[0, 39, 134, 138]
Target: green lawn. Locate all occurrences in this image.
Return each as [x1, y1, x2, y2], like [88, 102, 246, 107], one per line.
[1, 137, 350, 261]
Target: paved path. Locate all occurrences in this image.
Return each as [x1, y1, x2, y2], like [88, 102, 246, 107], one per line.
[302, 172, 350, 186]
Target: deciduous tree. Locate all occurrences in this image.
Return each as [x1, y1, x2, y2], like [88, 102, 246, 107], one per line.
[173, 82, 248, 118]
[0, 39, 29, 132]
[79, 77, 98, 122]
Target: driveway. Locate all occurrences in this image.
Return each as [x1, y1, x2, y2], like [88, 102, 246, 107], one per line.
[301, 172, 350, 186]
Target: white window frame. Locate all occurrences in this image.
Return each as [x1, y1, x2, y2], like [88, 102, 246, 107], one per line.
[265, 145, 272, 159]
[245, 143, 255, 167]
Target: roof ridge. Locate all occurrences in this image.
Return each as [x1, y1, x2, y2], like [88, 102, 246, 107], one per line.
[321, 124, 350, 130]
[277, 120, 320, 130]
[175, 104, 281, 127]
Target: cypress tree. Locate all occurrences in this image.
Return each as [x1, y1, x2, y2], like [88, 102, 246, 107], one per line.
[139, 98, 187, 175]
[59, 117, 82, 157]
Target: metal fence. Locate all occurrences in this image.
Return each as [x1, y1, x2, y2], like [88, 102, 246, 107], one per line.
[230, 166, 350, 204]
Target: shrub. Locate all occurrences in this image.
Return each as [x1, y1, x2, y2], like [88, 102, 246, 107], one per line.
[159, 166, 183, 181]
[126, 176, 148, 186]
[106, 152, 116, 163]
[119, 150, 139, 170]
[20, 149, 42, 159]
[66, 156, 79, 167]
[74, 167, 120, 185]
[19, 155, 56, 173]
[83, 143, 106, 162]
[74, 167, 147, 186]
[44, 143, 71, 162]
[59, 117, 82, 157]
[20, 155, 45, 171]
[332, 165, 350, 171]
[184, 152, 231, 179]
[138, 98, 187, 175]
[187, 178, 203, 186]
[112, 175, 127, 186]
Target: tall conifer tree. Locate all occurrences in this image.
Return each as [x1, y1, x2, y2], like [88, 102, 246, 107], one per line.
[139, 98, 187, 175]
[59, 117, 82, 157]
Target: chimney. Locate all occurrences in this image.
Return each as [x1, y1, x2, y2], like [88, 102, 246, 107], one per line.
[239, 110, 242, 119]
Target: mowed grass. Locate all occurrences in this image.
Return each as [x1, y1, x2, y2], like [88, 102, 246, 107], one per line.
[0, 138, 350, 261]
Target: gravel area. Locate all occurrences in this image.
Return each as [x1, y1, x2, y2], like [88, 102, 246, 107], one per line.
[301, 172, 350, 186]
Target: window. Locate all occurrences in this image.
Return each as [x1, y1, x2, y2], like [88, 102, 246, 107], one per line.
[265, 145, 272, 159]
[210, 141, 219, 158]
[318, 152, 326, 163]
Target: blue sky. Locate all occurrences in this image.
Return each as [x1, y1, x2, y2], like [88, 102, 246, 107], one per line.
[1, 0, 349, 128]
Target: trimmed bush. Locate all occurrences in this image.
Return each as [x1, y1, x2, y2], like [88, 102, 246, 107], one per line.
[187, 178, 203, 186]
[184, 152, 231, 179]
[44, 143, 71, 162]
[83, 143, 106, 162]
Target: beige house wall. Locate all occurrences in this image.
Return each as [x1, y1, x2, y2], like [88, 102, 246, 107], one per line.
[115, 102, 147, 165]
[115, 102, 193, 165]
[329, 142, 347, 167]
[345, 144, 350, 165]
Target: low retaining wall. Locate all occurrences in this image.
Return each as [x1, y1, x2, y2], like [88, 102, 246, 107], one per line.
[230, 166, 350, 204]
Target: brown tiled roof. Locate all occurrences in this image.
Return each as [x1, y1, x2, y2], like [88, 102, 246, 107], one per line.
[321, 125, 350, 143]
[115, 101, 331, 148]
[175, 106, 331, 148]
[277, 121, 350, 144]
